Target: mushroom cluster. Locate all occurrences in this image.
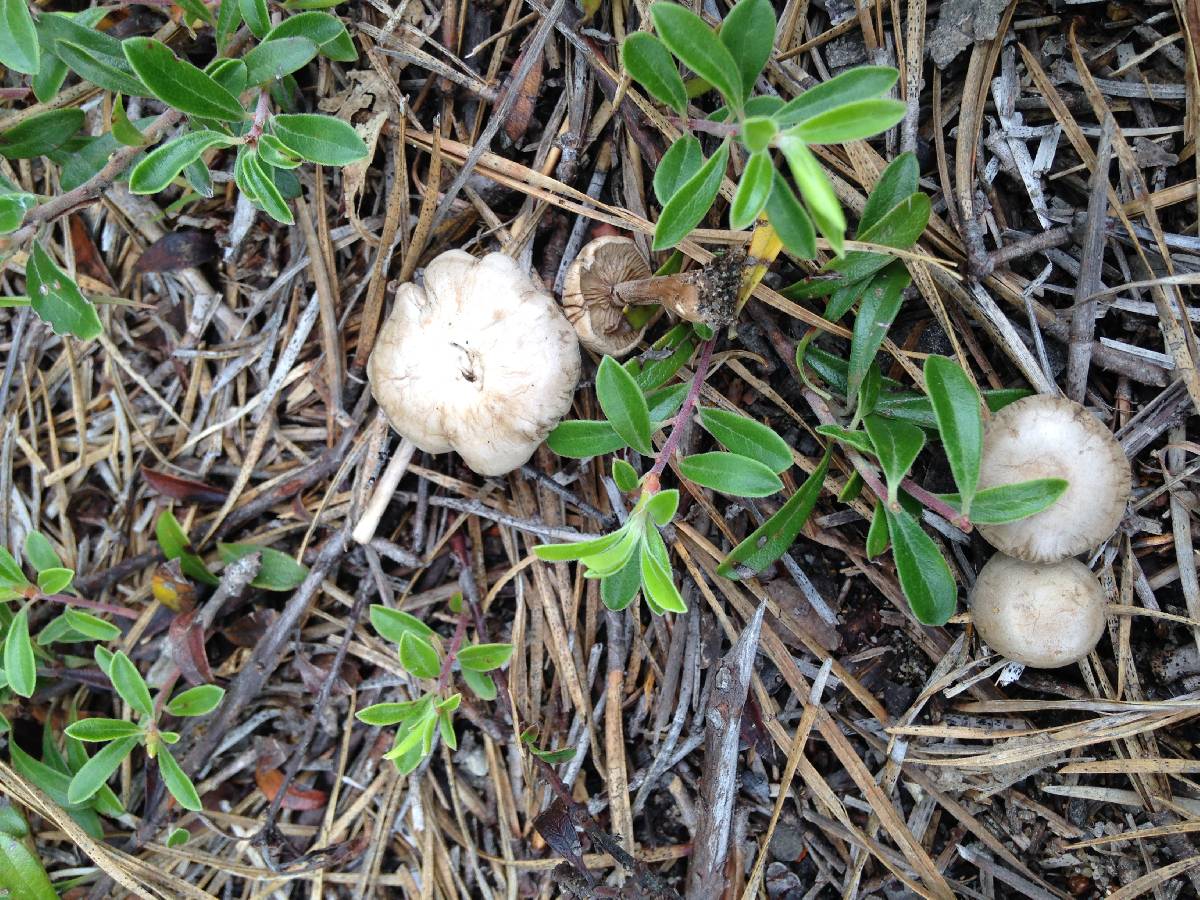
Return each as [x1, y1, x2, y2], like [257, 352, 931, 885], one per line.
[968, 395, 1131, 668]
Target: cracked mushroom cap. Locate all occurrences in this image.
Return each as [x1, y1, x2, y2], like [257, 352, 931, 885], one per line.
[975, 395, 1131, 562]
[970, 553, 1107, 668]
[367, 250, 581, 476]
[562, 236, 650, 357]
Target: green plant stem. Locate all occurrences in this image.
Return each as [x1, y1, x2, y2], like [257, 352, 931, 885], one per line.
[647, 336, 718, 483]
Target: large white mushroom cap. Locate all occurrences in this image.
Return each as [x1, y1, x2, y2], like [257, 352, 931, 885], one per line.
[975, 395, 1131, 562]
[970, 553, 1107, 668]
[367, 250, 581, 476]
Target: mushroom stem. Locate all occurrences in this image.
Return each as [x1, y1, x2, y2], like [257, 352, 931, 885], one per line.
[614, 274, 699, 317]
[352, 438, 417, 545]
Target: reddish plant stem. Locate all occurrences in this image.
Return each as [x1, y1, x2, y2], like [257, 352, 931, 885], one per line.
[647, 337, 718, 483]
[245, 91, 272, 144]
[0, 88, 31, 100]
[901, 479, 971, 531]
[668, 116, 740, 138]
[43, 592, 141, 620]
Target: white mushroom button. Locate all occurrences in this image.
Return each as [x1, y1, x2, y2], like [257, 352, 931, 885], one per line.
[975, 395, 1131, 563]
[970, 553, 1107, 668]
[367, 250, 581, 477]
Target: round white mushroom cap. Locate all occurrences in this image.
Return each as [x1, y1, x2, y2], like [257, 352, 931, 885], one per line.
[969, 553, 1107, 668]
[976, 395, 1131, 562]
[367, 250, 581, 476]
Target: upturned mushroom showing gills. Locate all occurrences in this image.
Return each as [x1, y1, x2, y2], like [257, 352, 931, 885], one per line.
[367, 250, 581, 477]
[562, 236, 650, 357]
[975, 395, 1131, 563]
[969, 553, 1107, 668]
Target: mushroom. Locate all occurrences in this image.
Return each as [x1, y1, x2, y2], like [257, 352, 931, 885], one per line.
[975, 395, 1131, 562]
[366, 249, 580, 478]
[969, 553, 1107, 668]
[562, 236, 650, 357]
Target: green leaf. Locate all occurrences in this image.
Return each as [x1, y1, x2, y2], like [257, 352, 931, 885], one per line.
[238, 0, 271, 38]
[129, 129, 231, 194]
[863, 415, 925, 504]
[815, 423, 875, 456]
[242, 36, 319, 85]
[356, 698, 430, 726]
[283, 0, 344, 7]
[64, 718, 141, 742]
[218, 543, 308, 591]
[55, 39, 146, 96]
[923, 355, 982, 512]
[778, 137, 845, 255]
[109, 651, 154, 719]
[741, 116, 777, 154]
[438, 709, 457, 750]
[847, 262, 910, 400]
[865, 503, 889, 557]
[122, 38, 246, 121]
[944, 478, 1068, 525]
[858, 193, 930, 249]
[601, 554, 641, 611]
[606, 461, 636, 495]
[698, 408, 792, 473]
[271, 113, 368, 165]
[653, 135, 703, 205]
[596, 356, 653, 456]
[11, 743, 73, 809]
[719, 449, 830, 577]
[679, 451, 783, 497]
[788, 98, 906, 145]
[110, 94, 147, 147]
[0, 191, 35, 235]
[653, 138, 729, 251]
[369, 605, 435, 645]
[0, 549, 26, 588]
[529, 745, 575, 764]
[4, 609, 35, 698]
[579, 524, 643, 578]
[729, 151, 773, 230]
[885, 508, 956, 625]
[718, 0, 775, 99]
[257, 133, 303, 169]
[639, 533, 687, 613]
[533, 531, 625, 564]
[175, 0, 215, 25]
[67, 736, 137, 805]
[26, 242, 102, 341]
[859, 151, 919, 234]
[0, 109, 83, 160]
[155, 509, 189, 559]
[824, 250, 892, 284]
[858, 360, 882, 416]
[646, 489, 679, 526]
[0, 833, 56, 900]
[0, 0, 39, 75]
[765, 172, 816, 259]
[34, 566, 71, 595]
[237, 149, 294, 224]
[157, 748, 202, 811]
[777, 66, 899, 127]
[62, 609, 119, 641]
[398, 632, 441, 680]
[462, 668, 496, 701]
[620, 32, 687, 115]
[165, 684, 225, 717]
[457, 643, 513, 672]
[546, 420, 626, 458]
[215, 0, 242, 53]
[166, 827, 189, 848]
[22, 532, 60, 573]
[265, 11, 357, 62]
[651, 3, 742, 107]
[631, 324, 697, 390]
